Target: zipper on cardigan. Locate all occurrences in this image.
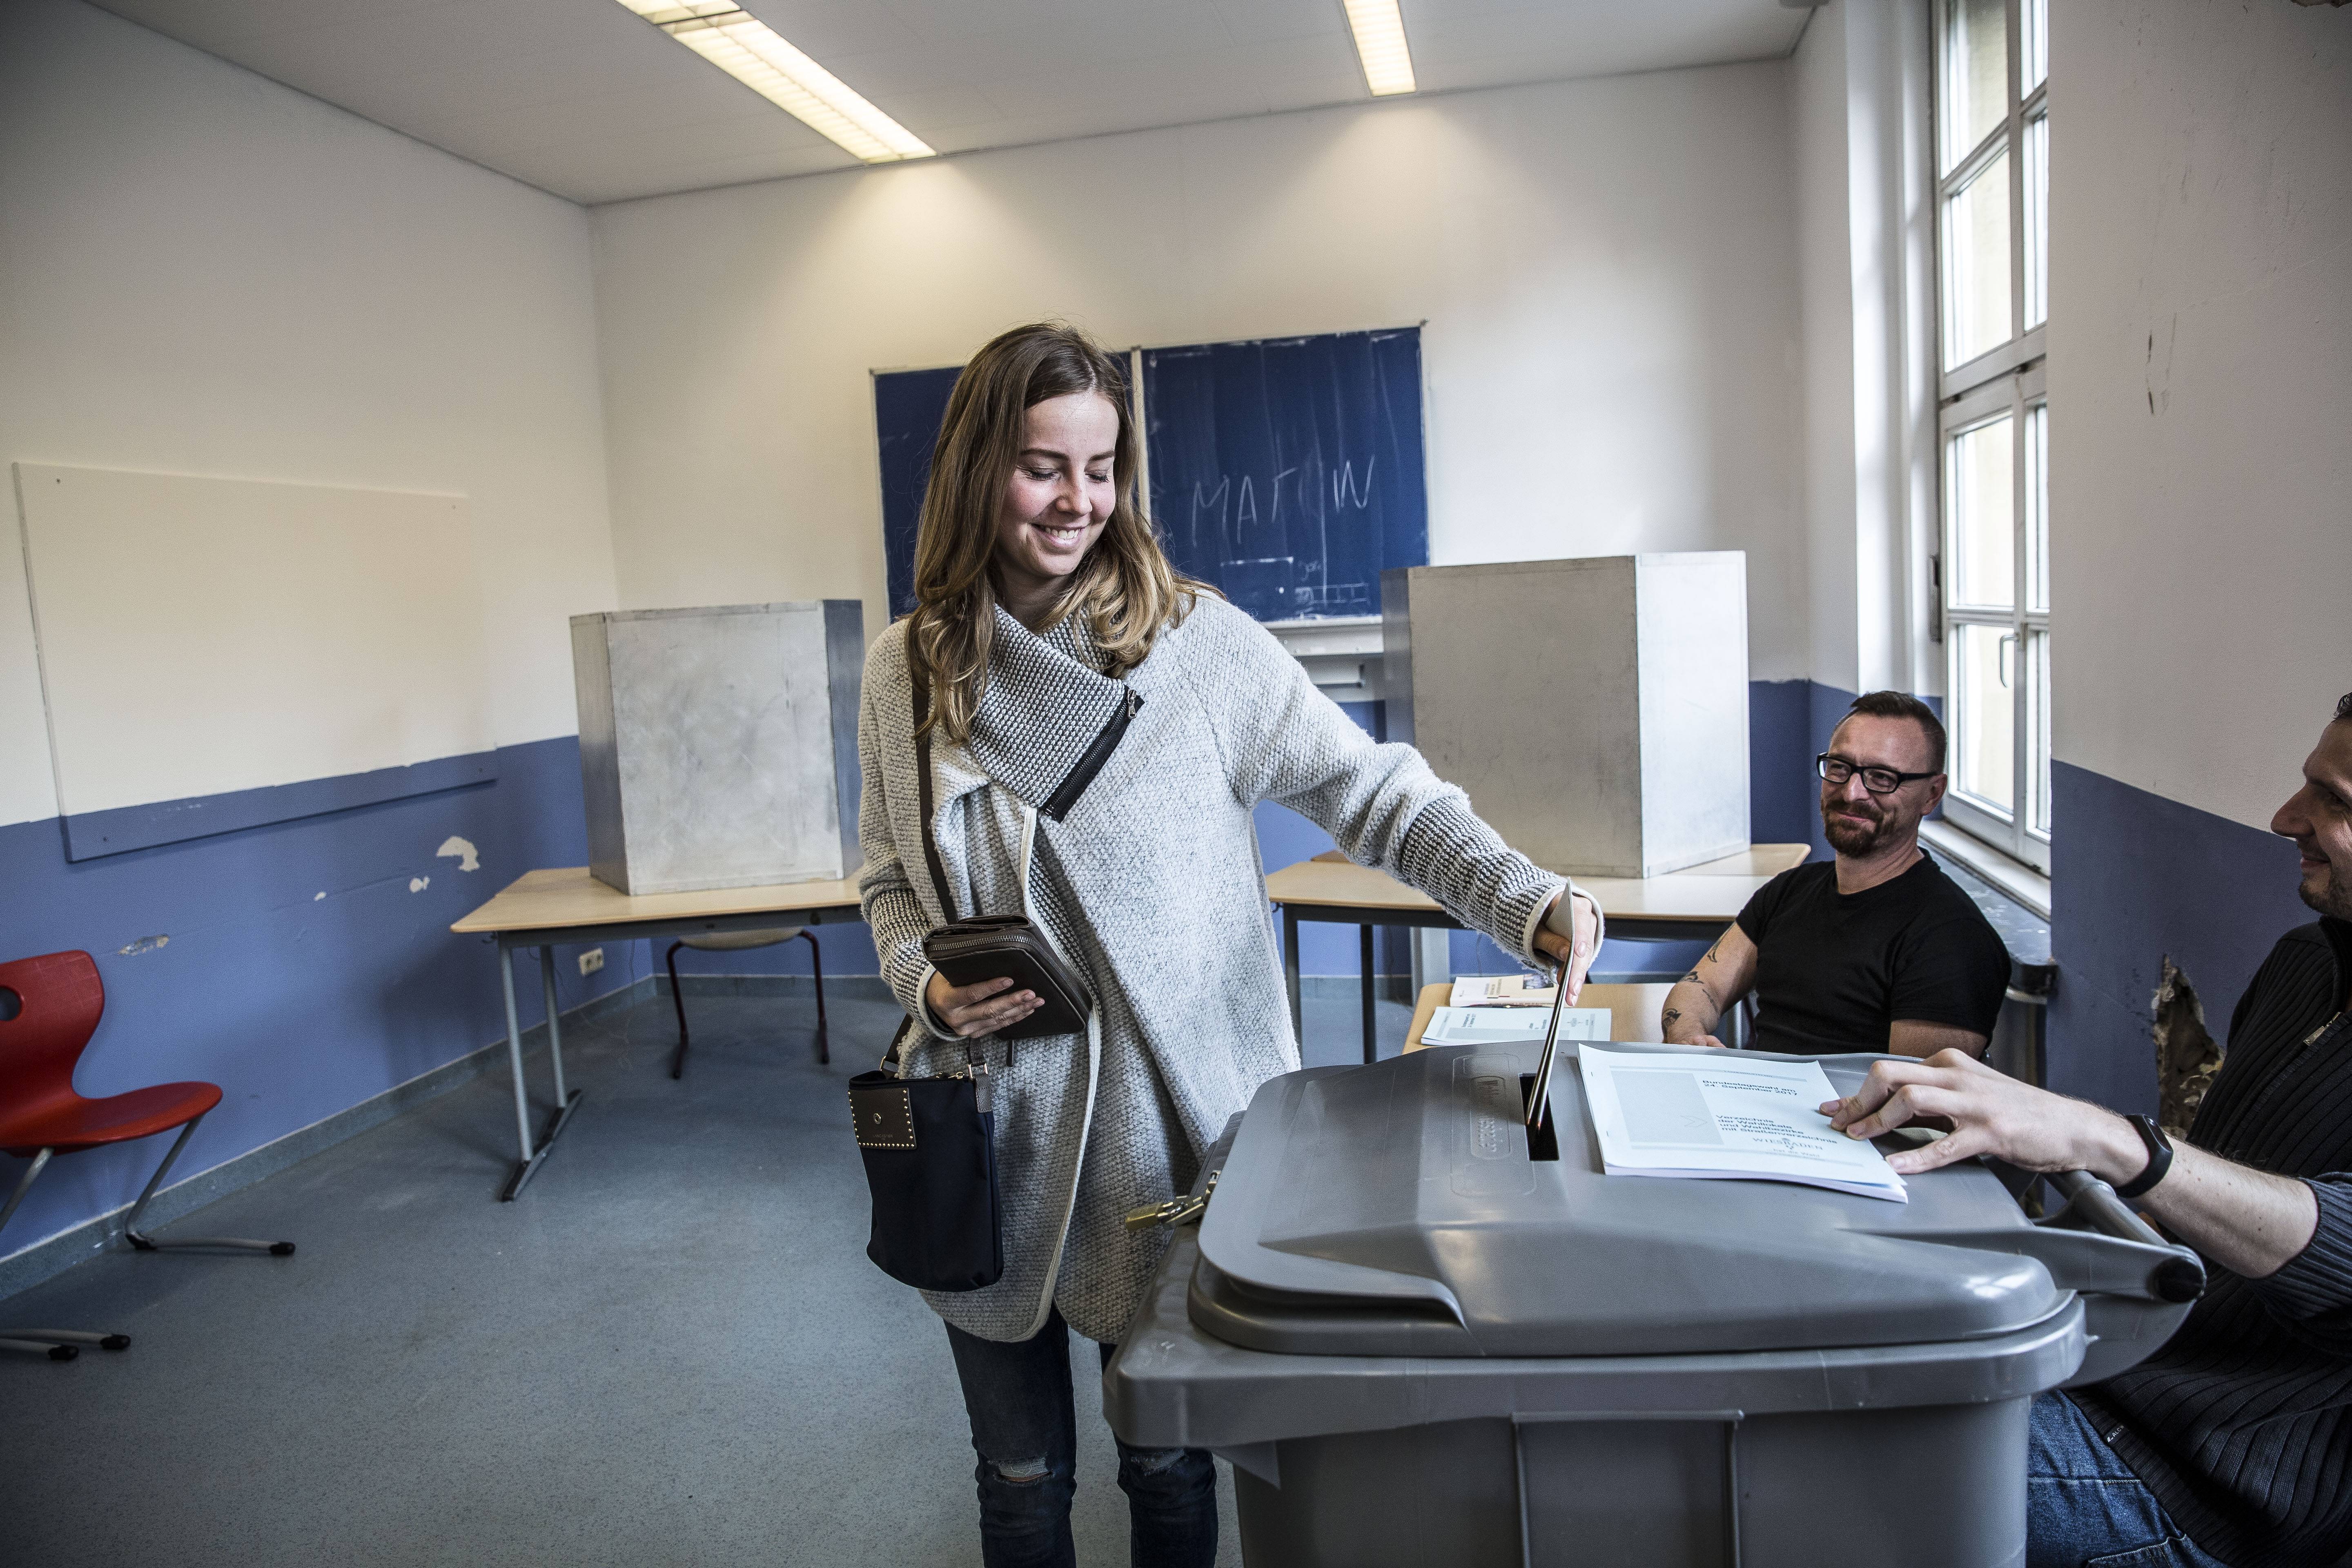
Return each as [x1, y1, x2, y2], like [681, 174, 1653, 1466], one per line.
[1039, 688, 1142, 822]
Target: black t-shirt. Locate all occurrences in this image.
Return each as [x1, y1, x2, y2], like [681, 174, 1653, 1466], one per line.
[1732, 851, 2011, 1055]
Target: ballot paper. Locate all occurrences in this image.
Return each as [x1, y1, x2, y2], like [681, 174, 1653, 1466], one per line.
[1447, 974, 1552, 1007]
[1577, 1045, 1908, 1203]
[1422, 1005, 1609, 1047]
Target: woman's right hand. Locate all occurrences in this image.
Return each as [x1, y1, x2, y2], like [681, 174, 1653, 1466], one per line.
[926, 971, 1041, 1038]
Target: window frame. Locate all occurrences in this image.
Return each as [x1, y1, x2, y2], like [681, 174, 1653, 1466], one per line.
[1933, 0, 2051, 874]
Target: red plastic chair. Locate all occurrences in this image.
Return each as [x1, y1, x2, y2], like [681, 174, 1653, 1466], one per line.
[0, 950, 293, 1361]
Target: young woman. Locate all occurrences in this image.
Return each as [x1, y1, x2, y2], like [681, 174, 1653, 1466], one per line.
[856, 321, 1599, 1568]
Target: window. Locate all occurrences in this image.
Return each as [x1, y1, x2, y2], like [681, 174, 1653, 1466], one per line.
[1936, 0, 2049, 873]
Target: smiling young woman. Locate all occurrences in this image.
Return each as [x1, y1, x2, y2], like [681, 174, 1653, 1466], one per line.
[855, 321, 1601, 1568]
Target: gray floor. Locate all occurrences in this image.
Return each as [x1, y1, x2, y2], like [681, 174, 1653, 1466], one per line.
[0, 985, 1414, 1567]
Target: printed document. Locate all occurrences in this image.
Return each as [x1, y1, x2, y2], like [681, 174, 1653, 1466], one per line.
[1422, 1005, 1608, 1047]
[1447, 974, 1552, 1007]
[1577, 1045, 1907, 1203]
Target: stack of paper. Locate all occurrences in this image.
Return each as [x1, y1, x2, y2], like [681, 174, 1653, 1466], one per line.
[1447, 974, 1553, 1007]
[1422, 1005, 1609, 1047]
[1576, 1045, 1907, 1203]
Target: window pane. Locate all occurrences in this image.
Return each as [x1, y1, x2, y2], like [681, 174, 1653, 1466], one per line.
[2027, 629, 2051, 838]
[1944, 0, 2009, 172]
[2025, 113, 2049, 329]
[1949, 416, 2015, 609]
[2023, 0, 2048, 94]
[1944, 149, 2013, 367]
[1954, 623, 2017, 815]
[2026, 402, 2049, 613]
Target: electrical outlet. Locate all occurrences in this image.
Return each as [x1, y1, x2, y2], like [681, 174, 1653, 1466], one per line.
[578, 948, 605, 976]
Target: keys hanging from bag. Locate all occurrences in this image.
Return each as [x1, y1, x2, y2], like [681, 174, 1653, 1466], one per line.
[848, 654, 1101, 1293]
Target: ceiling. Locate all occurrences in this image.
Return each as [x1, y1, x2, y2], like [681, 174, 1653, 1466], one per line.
[91, 0, 1811, 206]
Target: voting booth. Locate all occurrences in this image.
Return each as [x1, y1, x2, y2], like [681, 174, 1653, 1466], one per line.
[570, 601, 863, 895]
[1106, 1043, 2203, 1568]
[1382, 553, 1749, 878]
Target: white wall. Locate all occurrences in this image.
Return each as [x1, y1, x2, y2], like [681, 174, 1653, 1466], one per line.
[0, 0, 617, 828]
[1792, 0, 1938, 702]
[590, 62, 1808, 678]
[2050, 0, 2352, 831]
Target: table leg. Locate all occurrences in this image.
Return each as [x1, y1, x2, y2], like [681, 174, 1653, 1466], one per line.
[499, 942, 586, 1202]
[1283, 907, 1303, 1048]
[1360, 924, 1377, 1065]
[499, 946, 533, 1168]
[539, 946, 569, 1107]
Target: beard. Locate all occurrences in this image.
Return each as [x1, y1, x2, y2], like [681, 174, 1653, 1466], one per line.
[1822, 797, 1897, 856]
[2298, 857, 2352, 922]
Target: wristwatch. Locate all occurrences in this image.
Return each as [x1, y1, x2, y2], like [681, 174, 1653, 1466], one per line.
[2111, 1113, 2175, 1200]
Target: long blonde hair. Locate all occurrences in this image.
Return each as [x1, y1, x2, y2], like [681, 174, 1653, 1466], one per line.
[907, 322, 1205, 743]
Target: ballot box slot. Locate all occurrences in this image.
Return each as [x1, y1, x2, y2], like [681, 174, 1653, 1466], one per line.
[1519, 1073, 1559, 1161]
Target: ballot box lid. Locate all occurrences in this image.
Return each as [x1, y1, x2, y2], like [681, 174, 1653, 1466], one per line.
[1193, 1044, 2076, 1359]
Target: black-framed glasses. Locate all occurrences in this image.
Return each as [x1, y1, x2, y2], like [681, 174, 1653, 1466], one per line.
[1817, 753, 1938, 795]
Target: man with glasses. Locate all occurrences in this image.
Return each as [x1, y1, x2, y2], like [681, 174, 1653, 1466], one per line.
[1661, 690, 2010, 1056]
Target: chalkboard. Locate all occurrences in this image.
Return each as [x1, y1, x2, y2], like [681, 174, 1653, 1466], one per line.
[873, 365, 962, 617]
[871, 327, 1427, 623]
[1143, 328, 1427, 621]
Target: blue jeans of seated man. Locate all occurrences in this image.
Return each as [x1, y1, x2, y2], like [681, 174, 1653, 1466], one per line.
[2028, 1391, 2232, 1568]
[944, 1305, 1218, 1568]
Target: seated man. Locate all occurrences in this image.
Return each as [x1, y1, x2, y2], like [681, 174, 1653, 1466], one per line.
[1826, 694, 2352, 1568]
[1662, 690, 2010, 1056]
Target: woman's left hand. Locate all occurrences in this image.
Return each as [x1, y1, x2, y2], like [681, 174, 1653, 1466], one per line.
[1535, 890, 1600, 1003]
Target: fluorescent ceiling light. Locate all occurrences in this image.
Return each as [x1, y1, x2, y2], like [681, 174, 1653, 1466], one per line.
[1341, 0, 1418, 96]
[617, 2, 933, 163]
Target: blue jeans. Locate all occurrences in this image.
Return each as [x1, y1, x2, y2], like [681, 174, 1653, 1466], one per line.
[944, 1306, 1218, 1568]
[2029, 1391, 2231, 1567]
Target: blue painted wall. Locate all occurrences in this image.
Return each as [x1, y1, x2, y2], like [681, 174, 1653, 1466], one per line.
[0, 736, 645, 1252]
[2047, 762, 2309, 1116]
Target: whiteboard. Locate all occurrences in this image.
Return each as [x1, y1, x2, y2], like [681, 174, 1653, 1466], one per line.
[13, 463, 491, 822]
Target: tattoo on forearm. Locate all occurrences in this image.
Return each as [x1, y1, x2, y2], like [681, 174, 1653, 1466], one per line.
[1681, 968, 1702, 983]
[1662, 1008, 1682, 1030]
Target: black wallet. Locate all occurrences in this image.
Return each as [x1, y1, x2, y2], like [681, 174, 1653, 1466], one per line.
[923, 915, 1093, 1040]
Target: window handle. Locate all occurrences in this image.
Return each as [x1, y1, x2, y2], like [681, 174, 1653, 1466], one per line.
[1998, 632, 2017, 689]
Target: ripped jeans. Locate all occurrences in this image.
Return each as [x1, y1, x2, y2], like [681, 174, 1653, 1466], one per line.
[944, 1306, 1218, 1568]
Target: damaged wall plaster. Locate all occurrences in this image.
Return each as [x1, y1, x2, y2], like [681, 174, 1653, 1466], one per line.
[2152, 958, 2224, 1139]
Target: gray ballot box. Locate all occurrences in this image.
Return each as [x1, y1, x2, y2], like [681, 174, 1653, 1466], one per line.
[1105, 1043, 2203, 1568]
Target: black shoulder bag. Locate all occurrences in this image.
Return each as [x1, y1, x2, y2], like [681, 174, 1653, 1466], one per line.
[846, 660, 1096, 1293]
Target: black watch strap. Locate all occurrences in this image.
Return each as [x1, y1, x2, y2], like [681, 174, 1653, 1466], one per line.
[2112, 1113, 2174, 1200]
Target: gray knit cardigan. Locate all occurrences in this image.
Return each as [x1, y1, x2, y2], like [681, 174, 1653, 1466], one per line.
[856, 595, 1568, 1344]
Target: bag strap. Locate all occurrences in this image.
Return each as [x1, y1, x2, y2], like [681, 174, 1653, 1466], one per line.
[907, 649, 958, 923]
[908, 650, 1000, 1079]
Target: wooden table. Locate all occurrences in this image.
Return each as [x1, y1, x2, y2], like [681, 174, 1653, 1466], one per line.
[1403, 982, 1674, 1051]
[451, 868, 864, 1199]
[1266, 843, 1807, 1063]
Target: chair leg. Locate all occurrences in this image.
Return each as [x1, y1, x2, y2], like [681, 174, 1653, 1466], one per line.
[0, 1149, 133, 1359]
[800, 930, 829, 1065]
[122, 1114, 295, 1256]
[666, 940, 692, 1080]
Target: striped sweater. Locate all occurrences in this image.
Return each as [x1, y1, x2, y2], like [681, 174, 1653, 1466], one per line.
[2073, 917, 2352, 1568]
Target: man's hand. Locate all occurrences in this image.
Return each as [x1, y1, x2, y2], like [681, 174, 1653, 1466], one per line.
[1824, 1049, 2322, 1278]
[925, 970, 1040, 1038]
[1535, 889, 1600, 1002]
[1820, 1049, 2141, 1178]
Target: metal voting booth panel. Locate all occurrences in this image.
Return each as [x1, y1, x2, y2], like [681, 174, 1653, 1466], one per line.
[1383, 553, 1751, 880]
[570, 601, 863, 897]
